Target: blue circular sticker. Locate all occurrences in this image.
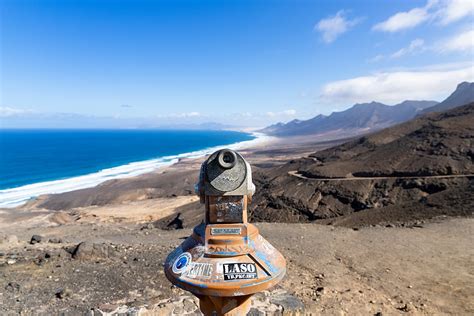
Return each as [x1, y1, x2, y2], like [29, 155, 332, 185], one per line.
[172, 252, 192, 274]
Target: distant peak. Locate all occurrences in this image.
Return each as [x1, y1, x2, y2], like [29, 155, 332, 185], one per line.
[352, 101, 385, 108]
[456, 81, 473, 89]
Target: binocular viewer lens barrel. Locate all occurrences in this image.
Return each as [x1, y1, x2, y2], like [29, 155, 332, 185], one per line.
[217, 149, 237, 169]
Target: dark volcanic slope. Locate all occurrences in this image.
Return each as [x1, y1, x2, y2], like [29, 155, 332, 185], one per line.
[250, 103, 474, 226]
[301, 103, 474, 178]
[421, 82, 474, 114]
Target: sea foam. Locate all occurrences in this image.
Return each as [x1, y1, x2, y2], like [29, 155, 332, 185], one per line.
[0, 133, 272, 208]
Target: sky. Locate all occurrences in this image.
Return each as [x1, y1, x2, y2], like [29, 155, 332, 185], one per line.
[1, 0, 473, 128]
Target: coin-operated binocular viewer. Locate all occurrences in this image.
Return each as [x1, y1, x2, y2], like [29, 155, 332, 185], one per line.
[164, 149, 286, 315]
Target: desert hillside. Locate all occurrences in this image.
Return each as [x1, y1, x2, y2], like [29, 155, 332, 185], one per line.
[250, 103, 474, 225]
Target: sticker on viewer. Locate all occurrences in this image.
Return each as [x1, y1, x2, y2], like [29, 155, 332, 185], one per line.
[223, 263, 257, 280]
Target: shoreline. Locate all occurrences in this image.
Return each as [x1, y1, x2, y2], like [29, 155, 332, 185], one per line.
[0, 132, 274, 208]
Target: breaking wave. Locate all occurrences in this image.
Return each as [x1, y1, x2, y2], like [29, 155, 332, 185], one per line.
[0, 133, 271, 208]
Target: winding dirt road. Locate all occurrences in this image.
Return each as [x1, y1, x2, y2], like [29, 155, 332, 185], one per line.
[288, 170, 474, 181]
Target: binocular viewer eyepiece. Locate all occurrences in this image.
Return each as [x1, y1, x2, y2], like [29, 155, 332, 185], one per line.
[195, 148, 255, 204]
[218, 149, 237, 169]
[165, 149, 285, 315]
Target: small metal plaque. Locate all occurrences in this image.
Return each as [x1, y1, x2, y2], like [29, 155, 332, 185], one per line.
[209, 196, 244, 223]
[211, 227, 242, 235]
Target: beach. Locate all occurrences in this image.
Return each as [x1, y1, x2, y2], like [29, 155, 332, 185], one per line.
[0, 131, 271, 207]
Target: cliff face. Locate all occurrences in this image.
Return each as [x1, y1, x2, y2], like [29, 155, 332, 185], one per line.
[250, 103, 474, 226]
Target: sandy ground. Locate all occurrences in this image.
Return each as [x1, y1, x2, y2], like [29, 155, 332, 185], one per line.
[0, 217, 472, 315]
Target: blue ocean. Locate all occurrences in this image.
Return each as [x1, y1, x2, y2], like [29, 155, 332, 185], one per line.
[0, 129, 257, 207]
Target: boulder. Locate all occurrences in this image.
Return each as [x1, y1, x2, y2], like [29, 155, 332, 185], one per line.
[69, 242, 117, 260]
[30, 235, 43, 245]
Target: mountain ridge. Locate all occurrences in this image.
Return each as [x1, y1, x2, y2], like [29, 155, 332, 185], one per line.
[260, 82, 474, 137]
[421, 82, 474, 114]
[260, 100, 437, 136]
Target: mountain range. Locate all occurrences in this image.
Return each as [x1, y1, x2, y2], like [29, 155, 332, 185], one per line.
[260, 82, 474, 137]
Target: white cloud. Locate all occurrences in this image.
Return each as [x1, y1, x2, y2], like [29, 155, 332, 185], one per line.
[315, 10, 361, 43]
[239, 112, 253, 117]
[368, 54, 385, 63]
[368, 38, 425, 62]
[156, 111, 202, 118]
[373, 5, 431, 32]
[180, 111, 200, 118]
[0, 106, 30, 117]
[371, 28, 472, 61]
[436, 29, 474, 53]
[266, 109, 297, 117]
[391, 38, 426, 58]
[282, 109, 297, 115]
[320, 63, 474, 104]
[436, 0, 474, 25]
[373, 0, 474, 32]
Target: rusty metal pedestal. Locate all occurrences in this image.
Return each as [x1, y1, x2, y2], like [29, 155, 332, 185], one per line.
[164, 149, 286, 316]
[198, 295, 252, 315]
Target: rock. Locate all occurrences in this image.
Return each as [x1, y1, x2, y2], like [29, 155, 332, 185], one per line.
[55, 288, 72, 299]
[69, 242, 117, 260]
[270, 292, 304, 312]
[34, 257, 46, 266]
[30, 235, 43, 245]
[397, 303, 413, 312]
[315, 273, 325, 279]
[140, 223, 155, 230]
[166, 213, 184, 230]
[5, 282, 20, 292]
[48, 237, 63, 244]
[247, 308, 265, 316]
[172, 305, 185, 314]
[97, 303, 119, 312]
[182, 298, 197, 313]
[315, 286, 325, 296]
[7, 259, 16, 265]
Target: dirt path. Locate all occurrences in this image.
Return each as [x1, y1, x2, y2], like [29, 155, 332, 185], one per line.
[288, 170, 474, 181]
